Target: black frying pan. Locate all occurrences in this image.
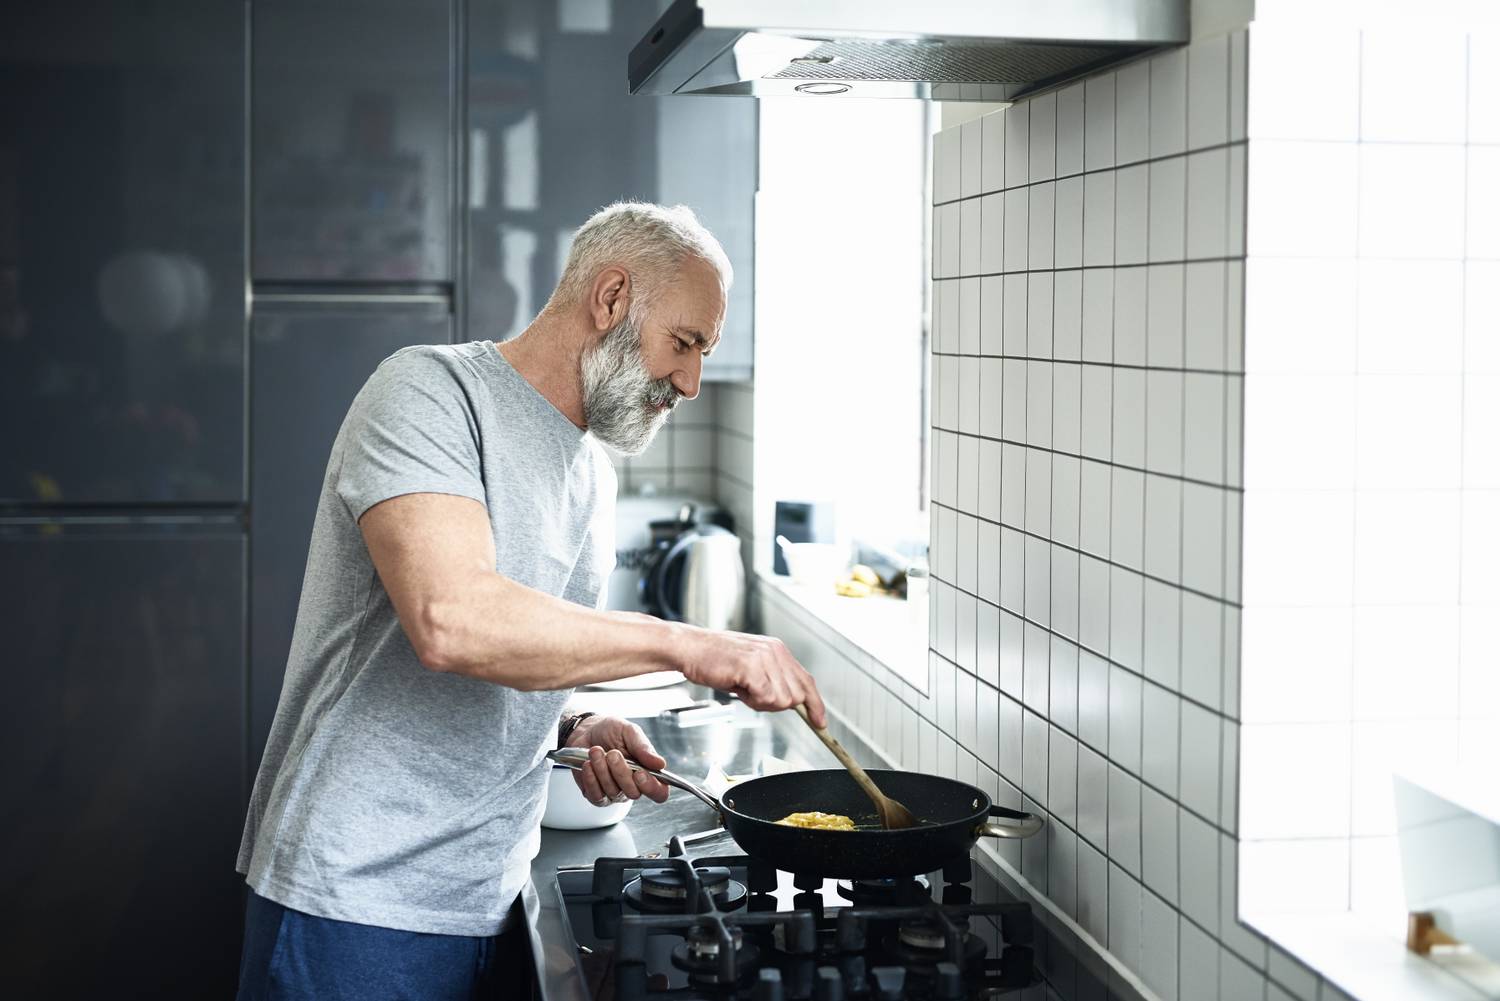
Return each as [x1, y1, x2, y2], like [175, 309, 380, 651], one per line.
[549, 750, 1042, 879]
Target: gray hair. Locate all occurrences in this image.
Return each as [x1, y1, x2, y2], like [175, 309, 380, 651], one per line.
[550, 202, 732, 318]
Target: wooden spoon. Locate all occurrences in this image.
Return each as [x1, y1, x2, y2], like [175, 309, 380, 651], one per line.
[794, 705, 918, 830]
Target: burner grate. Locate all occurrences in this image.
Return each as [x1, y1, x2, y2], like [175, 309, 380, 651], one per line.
[616, 909, 819, 994]
[561, 843, 1042, 1000]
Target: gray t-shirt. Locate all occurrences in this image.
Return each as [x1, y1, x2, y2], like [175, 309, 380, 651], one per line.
[237, 340, 615, 936]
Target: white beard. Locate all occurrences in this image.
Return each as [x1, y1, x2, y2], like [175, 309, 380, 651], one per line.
[579, 312, 677, 456]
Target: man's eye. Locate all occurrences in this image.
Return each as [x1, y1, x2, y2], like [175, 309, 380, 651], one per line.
[675, 339, 691, 352]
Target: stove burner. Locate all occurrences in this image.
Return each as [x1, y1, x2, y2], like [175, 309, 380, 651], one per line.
[670, 924, 760, 983]
[644, 866, 725, 899]
[687, 923, 741, 959]
[840, 874, 931, 907]
[897, 916, 953, 952]
[885, 920, 987, 972]
[623, 865, 747, 912]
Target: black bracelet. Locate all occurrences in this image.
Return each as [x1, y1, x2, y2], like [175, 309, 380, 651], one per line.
[557, 711, 596, 749]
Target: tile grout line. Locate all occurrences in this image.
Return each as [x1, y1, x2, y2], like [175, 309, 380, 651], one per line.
[930, 424, 1243, 494]
[1188, 48, 1212, 1001]
[931, 253, 1253, 281]
[932, 137, 1252, 208]
[1136, 55, 1154, 953]
[933, 134, 1500, 211]
[1455, 30, 1471, 783]
[1190, 44, 1218, 999]
[1072, 88, 1090, 926]
[1343, 27, 1365, 917]
[1104, 64, 1125, 964]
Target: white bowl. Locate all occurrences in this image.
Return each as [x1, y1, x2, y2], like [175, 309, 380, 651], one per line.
[540, 764, 633, 830]
[777, 538, 848, 590]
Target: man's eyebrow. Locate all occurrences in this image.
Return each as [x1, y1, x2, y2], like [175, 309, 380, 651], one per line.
[672, 325, 717, 356]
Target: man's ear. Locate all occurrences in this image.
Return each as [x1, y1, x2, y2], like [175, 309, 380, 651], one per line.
[588, 266, 631, 334]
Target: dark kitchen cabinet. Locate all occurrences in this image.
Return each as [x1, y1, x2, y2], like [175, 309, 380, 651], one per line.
[0, 519, 246, 998]
[0, 1, 246, 505]
[463, 0, 755, 379]
[463, 0, 652, 339]
[252, 0, 455, 282]
[248, 302, 452, 771]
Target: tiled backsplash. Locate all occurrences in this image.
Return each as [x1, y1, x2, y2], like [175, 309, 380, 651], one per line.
[611, 384, 721, 499]
[612, 381, 760, 619]
[713, 381, 757, 596]
[770, 28, 1353, 1001]
[926, 32, 1265, 1000]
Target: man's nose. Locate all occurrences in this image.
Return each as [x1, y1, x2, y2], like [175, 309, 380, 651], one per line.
[670, 355, 701, 401]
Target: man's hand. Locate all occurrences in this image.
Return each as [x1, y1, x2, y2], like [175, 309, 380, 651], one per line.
[565, 715, 671, 806]
[678, 629, 827, 728]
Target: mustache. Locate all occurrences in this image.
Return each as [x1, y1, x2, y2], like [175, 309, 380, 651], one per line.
[645, 378, 679, 411]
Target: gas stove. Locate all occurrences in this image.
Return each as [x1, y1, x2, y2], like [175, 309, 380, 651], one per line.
[553, 830, 1040, 1001]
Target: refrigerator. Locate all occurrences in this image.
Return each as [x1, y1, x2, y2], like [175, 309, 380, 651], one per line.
[0, 1, 249, 996]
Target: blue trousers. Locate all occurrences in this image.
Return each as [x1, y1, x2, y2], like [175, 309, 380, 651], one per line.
[236, 890, 529, 1000]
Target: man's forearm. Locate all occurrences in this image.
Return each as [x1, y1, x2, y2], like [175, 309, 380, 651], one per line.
[359, 489, 824, 718]
[413, 570, 699, 689]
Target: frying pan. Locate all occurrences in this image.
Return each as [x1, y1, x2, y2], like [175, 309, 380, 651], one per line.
[548, 749, 1043, 879]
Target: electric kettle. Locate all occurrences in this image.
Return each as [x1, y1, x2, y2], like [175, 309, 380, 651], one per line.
[646, 523, 745, 631]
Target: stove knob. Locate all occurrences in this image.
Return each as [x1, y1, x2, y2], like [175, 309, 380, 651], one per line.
[834, 911, 865, 952]
[754, 968, 785, 1001]
[839, 955, 866, 992]
[815, 966, 844, 1001]
[933, 961, 964, 1000]
[868, 966, 905, 1001]
[786, 912, 820, 955]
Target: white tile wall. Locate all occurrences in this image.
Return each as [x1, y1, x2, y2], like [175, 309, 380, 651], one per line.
[706, 384, 757, 591]
[758, 16, 1500, 1001]
[613, 384, 722, 499]
[918, 31, 1271, 999]
[605, 379, 759, 622]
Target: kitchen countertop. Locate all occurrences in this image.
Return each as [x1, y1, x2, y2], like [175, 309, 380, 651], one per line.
[523, 687, 1149, 1001]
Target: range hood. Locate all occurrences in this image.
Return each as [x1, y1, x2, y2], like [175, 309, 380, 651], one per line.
[630, 0, 1188, 102]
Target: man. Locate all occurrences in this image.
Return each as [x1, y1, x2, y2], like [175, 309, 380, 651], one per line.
[236, 202, 825, 999]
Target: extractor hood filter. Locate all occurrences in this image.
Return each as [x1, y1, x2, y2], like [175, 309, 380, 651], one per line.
[630, 0, 1189, 102]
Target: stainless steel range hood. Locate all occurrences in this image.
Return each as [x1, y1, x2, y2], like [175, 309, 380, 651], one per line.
[630, 0, 1188, 102]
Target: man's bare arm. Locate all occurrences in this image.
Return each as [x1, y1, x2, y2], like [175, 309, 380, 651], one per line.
[359, 492, 826, 724]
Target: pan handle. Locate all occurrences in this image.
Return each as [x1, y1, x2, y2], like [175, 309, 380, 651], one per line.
[547, 748, 722, 813]
[979, 804, 1045, 840]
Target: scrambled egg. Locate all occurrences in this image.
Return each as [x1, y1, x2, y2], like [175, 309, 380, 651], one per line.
[775, 811, 857, 831]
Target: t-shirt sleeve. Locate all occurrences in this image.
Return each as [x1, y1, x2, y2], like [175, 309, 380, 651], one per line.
[334, 348, 488, 521]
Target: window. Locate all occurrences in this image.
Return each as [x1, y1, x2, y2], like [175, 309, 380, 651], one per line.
[753, 98, 933, 568]
[751, 98, 933, 684]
